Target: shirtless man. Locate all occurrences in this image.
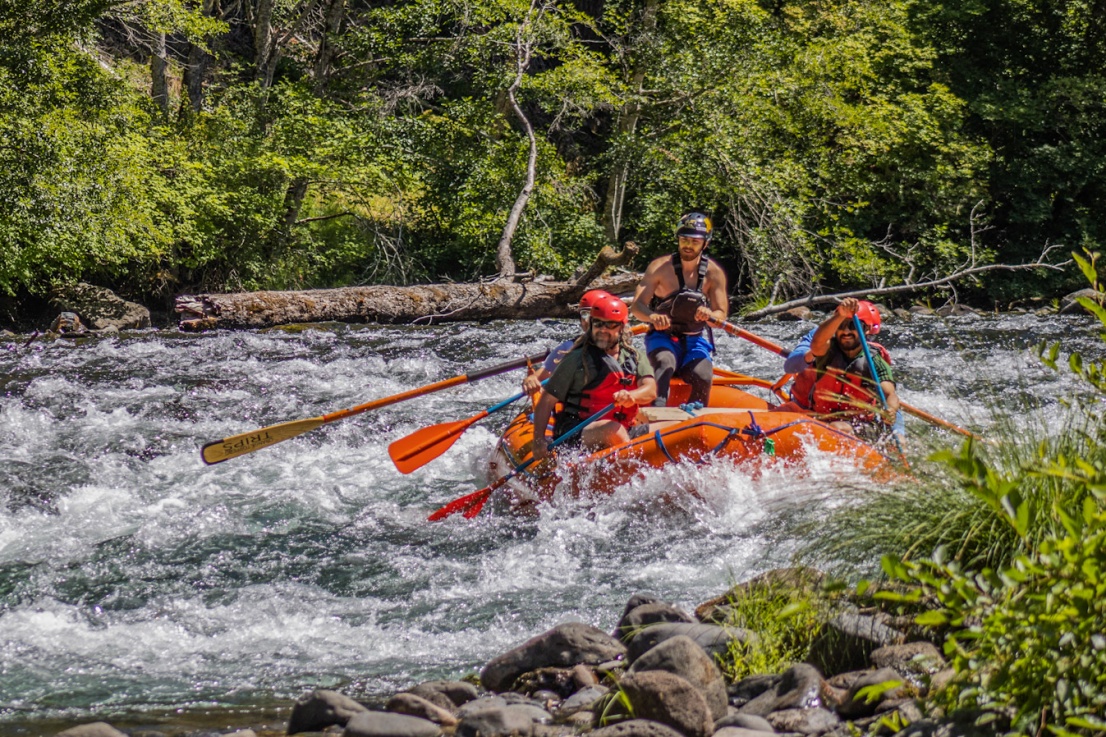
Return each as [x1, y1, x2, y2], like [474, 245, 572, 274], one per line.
[630, 211, 728, 407]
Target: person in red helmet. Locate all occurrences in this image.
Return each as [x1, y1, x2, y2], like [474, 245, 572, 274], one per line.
[522, 289, 613, 396]
[775, 297, 900, 435]
[531, 295, 657, 460]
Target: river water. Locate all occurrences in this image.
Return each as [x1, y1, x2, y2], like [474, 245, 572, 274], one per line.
[0, 314, 1101, 733]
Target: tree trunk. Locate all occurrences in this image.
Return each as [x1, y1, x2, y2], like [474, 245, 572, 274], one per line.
[175, 244, 641, 330]
[312, 0, 346, 95]
[180, 0, 218, 115]
[150, 32, 169, 118]
[253, 0, 277, 87]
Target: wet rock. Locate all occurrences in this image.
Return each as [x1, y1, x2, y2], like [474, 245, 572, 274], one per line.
[55, 723, 127, 737]
[51, 283, 150, 331]
[385, 693, 459, 726]
[806, 613, 905, 676]
[588, 719, 686, 737]
[554, 685, 608, 720]
[344, 711, 442, 737]
[407, 680, 478, 710]
[616, 593, 667, 630]
[777, 307, 812, 321]
[482, 623, 627, 692]
[728, 674, 781, 707]
[627, 623, 754, 663]
[714, 713, 776, 732]
[838, 668, 907, 718]
[616, 602, 696, 641]
[628, 635, 727, 720]
[765, 707, 840, 735]
[619, 671, 714, 737]
[908, 305, 935, 316]
[1059, 288, 1104, 315]
[695, 568, 824, 624]
[514, 667, 586, 699]
[288, 689, 369, 734]
[48, 312, 86, 334]
[934, 304, 978, 318]
[870, 642, 946, 677]
[739, 664, 824, 717]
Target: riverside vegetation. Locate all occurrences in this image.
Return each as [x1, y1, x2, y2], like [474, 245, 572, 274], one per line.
[3, 0, 1106, 317]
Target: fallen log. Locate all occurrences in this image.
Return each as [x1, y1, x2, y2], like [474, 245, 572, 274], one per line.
[175, 243, 641, 331]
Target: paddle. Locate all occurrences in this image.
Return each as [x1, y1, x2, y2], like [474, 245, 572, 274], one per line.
[201, 349, 551, 465]
[389, 384, 543, 474]
[711, 319, 983, 441]
[427, 403, 616, 522]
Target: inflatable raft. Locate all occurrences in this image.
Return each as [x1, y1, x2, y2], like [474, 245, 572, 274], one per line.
[486, 370, 898, 513]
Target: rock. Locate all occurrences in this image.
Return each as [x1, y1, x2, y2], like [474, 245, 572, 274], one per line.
[627, 622, 754, 663]
[628, 635, 727, 720]
[619, 671, 714, 737]
[616, 593, 667, 630]
[48, 312, 86, 334]
[870, 642, 946, 677]
[51, 283, 151, 331]
[908, 305, 935, 316]
[695, 568, 824, 624]
[806, 613, 905, 676]
[288, 689, 369, 734]
[459, 696, 510, 717]
[588, 719, 687, 737]
[514, 667, 587, 699]
[224, 731, 258, 737]
[738, 664, 824, 717]
[934, 304, 978, 318]
[892, 308, 912, 320]
[929, 668, 956, 694]
[616, 602, 696, 641]
[1059, 288, 1105, 315]
[455, 704, 550, 737]
[344, 711, 443, 737]
[728, 674, 780, 706]
[408, 680, 480, 708]
[385, 693, 459, 726]
[876, 698, 923, 722]
[765, 707, 840, 735]
[482, 623, 627, 692]
[777, 307, 812, 322]
[838, 668, 907, 718]
[713, 713, 776, 732]
[714, 730, 778, 737]
[554, 685, 608, 719]
[55, 723, 127, 737]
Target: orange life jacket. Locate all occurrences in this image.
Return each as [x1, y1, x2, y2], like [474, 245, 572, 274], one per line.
[556, 344, 640, 435]
[790, 341, 890, 412]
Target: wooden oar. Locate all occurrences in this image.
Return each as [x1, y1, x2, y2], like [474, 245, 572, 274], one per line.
[201, 349, 551, 465]
[389, 386, 540, 474]
[427, 403, 616, 522]
[712, 319, 983, 441]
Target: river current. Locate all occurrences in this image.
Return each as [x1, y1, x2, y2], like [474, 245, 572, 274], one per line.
[0, 314, 1101, 733]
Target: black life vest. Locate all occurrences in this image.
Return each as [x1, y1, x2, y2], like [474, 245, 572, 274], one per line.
[650, 253, 711, 335]
[555, 344, 640, 437]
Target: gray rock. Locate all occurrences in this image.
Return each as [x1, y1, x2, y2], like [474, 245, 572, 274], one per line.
[908, 305, 935, 316]
[870, 642, 946, 676]
[482, 623, 627, 692]
[456, 705, 548, 737]
[628, 635, 727, 720]
[459, 696, 510, 717]
[766, 708, 840, 735]
[344, 712, 442, 737]
[619, 671, 714, 737]
[806, 613, 904, 676]
[616, 602, 696, 641]
[555, 685, 608, 719]
[892, 308, 912, 320]
[51, 283, 151, 331]
[55, 723, 127, 737]
[777, 307, 812, 322]
[224, 731, 258, 737]
[408, 679, 480, 708]
[386, 693, 459, 726]
[1060, 288, 1105, 315]
[728, 674, 780, 706]
[627, 623, 754, 663]
[838, 668, 906, 718]
[289, 689, 369, 734]
[714, 730, 779, 737]
[588, 719, 686, 737]
[714, 713, 776, 732]
[48, 312, 87, 334]
[617, 593, 667, 628]
[935, 304, 978, 318]
[739, 664, 824, 717]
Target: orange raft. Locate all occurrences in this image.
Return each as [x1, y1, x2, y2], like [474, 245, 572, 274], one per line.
[486, 370, 898, 512]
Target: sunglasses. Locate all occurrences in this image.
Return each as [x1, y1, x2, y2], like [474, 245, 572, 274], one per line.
[591, 319, 623, 330]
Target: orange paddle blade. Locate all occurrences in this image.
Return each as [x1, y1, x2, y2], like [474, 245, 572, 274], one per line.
[389, 414, 485, 474]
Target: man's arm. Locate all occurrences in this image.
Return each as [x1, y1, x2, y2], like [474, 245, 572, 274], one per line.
[810, 297, 860, 358]
[630, 257, 671, 331]
[613, 376, 657, 409]
[783, 328, 816, 374]
[530, 391, 559, 460]
[696, 261, 728, 324]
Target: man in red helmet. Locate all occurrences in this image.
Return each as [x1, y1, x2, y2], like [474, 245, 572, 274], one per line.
[776, 297, 900, 435]
[630, 212, 729, 408]
[531, 295, 657, 460]
[522, 289, 613, 396]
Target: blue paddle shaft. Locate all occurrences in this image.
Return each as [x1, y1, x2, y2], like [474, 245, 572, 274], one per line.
[853, 315, 888, 408]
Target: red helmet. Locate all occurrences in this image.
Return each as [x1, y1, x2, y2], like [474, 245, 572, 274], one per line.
[578, 290, 613, 311]
[590, 295, 628, 324]
[856, 301, 881, 334]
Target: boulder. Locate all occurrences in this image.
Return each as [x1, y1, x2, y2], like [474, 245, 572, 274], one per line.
[695, 568, 824, 624]
[1059, 288, 1105, 315]
[51, 283, 151, 331]
[628, 635, 727, 720]
[554, 685, 608, 720]
[728, 674, 780, 706]
[738, 664, 824, 717]
[456, 704, 550, 737]
[514, 667, 587, 699]
[765, 707, 840, 735]
[892, 308, 912, 321]
[48, 312, 86, 334]
[777, 307, 812, 322]
[288, 689, 369, 734]
[385, 693, 459, 726]
[55, 724, 127, 737]
[713, 730, 778, 737]
[806, 613, 905, 676]
[713, 713, 776, 732]
[407, 680, 479, 708]
[627, 623, 754, 663]
[870, 642, 946, 678]
[837, 668, 907, 718]
[934, 303, 978, 318]
[588, 719, 686, 737]
[619, 671, 714, 737]
[344, 711, 443, 737]
[616, 602, 696, 641]
[482, 623, 627, 692]
[908, 305, 935, 316]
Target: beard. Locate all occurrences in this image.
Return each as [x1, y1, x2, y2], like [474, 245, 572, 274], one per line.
[591, 328, 620, 351]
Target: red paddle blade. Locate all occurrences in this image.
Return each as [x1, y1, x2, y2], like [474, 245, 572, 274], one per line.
[461, 489, 493, 518]
[427, 486, 492, 521]
[388, 415, 482, 474]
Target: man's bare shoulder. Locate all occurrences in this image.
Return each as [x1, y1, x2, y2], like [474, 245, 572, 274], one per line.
[644, 253, 675, 273]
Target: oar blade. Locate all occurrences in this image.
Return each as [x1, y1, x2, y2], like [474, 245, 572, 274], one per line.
[388, 419, 472, 474]
[427, 487, 491, 521]
[201, 417, 325, 465]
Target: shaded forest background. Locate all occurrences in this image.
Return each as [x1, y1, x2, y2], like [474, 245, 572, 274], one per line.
[2, 0, 1104, 315]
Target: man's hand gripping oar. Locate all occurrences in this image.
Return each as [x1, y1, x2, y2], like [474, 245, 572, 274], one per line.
[427, 404, 617, 522]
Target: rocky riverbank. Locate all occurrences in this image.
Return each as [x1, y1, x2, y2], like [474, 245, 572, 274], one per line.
[48, 569, 984, 737]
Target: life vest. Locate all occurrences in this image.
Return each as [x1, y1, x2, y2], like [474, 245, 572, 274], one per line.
[555, 344, 640, 436]
[649, 253, 712, 335]
[790, 341, 891, 412]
